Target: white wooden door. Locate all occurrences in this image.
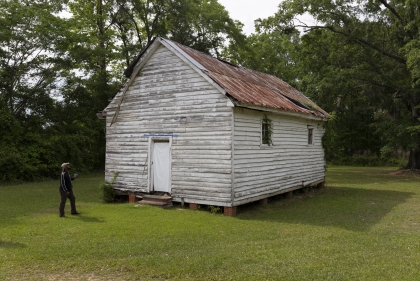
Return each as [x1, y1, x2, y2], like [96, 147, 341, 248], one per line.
[152, 141, 171, 193]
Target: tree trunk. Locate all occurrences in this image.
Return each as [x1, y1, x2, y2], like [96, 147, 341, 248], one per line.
[97, 0, 106, 74]
[97, 0, 106, 72]
[405, 98, 420, 170]
[96, 0, 109, 109]
[406, 149, 420, 170]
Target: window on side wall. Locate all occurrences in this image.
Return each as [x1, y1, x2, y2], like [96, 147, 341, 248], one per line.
[262, 122, 269, 145]
[261, 114, 273, 146]
[308, 126, 314, 145]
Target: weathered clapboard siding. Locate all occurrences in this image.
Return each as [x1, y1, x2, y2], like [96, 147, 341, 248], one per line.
[102, 37, 329, 210]
[105, 44, 233, 203]
[232, 108, 326, 205]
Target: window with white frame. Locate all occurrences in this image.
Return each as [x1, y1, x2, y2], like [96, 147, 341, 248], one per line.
[261, 114, 273, 146]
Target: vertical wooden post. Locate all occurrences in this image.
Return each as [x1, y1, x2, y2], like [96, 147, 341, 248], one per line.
[318, 181, 325, 189]
[224, 206, 237, 217]
[259, 198, 268, 205]
[285, 191, 293, 199]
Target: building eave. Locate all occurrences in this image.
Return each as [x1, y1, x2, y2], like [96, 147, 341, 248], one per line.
[235, 102, 328, 122]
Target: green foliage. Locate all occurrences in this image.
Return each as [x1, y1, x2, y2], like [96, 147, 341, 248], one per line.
[224, 17, 300, 87]
[108, 0, 245, 59]
[0, 0, 110, 182]
[238, 0, 420, 168]
[100, 172, 119, 203]
[0, 0, 244, 182]
[206, 205, 221, 214]
[167, 0, 245, 56]
[9, 0, 420, 182]
[322, 107, 381, 162]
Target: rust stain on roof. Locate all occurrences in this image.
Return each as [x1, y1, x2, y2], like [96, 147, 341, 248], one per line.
[125, 37, 329, 119]
[171, 40, 329, 118]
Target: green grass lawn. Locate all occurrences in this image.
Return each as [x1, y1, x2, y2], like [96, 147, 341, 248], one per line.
[1, 167, 420, 280]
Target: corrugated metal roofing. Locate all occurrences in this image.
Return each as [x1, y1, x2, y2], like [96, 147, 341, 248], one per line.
[126, 37, 329, 119]
[167, 39, 328, 118]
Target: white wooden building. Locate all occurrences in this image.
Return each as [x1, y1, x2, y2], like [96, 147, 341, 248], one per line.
[99, 36, 329, 215]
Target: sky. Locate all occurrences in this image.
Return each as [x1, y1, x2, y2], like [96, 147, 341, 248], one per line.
[217, 0, 282, 35]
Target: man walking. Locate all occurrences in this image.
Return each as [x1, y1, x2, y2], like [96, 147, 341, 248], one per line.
[59, 163, 80, 217]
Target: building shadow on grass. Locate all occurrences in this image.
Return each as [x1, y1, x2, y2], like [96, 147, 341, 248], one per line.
[238, 186, 414, 232]
[0, 240, 27, 249]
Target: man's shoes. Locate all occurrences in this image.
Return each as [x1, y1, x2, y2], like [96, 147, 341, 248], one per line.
[60, 214, 65, 217]
[71, 212, 81, 215]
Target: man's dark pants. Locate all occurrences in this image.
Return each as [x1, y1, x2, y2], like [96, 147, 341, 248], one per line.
[59, 190, 76, 216]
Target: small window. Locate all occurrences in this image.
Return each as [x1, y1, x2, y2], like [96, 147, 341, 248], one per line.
[262, 122, 270, 144]
[308, 128, 314, 145]
[261, 114, 273, 146]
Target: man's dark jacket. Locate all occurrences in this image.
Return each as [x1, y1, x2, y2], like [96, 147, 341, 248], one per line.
[60, 172, 73, 192]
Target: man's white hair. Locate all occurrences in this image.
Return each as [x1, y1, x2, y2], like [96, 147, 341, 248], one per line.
[61, 163, 70, 171]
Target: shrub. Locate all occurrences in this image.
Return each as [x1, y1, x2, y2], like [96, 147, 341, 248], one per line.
[100, 172, 119, 203]
[207, 205, 221, 214]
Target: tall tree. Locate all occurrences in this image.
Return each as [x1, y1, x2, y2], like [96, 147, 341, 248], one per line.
[0, 0, 246, 182]
[0, 0, 71, 181]
[67, 0, 121, 108]
[266, 0, 420, 169]
[110, 0, 245, 60]
[167, 0, 245, 57]
[224, 18, 301, 88]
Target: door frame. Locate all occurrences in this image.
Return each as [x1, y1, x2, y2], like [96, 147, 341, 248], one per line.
[147, 137, 172, 193]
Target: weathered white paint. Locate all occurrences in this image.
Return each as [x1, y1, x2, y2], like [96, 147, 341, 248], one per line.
[105, 43, 233, 205]
[232, 107, 326, 206]
[103, 39, 327, 208]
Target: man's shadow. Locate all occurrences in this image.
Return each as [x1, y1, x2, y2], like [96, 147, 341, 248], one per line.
[67, 214, 106, 223]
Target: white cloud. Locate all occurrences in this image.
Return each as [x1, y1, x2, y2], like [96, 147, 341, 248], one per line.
[218, 0, 282, 35]
[218, 0, 318, 35]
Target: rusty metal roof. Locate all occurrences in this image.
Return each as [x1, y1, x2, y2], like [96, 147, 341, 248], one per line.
[172, 41, 328, 118]
[126, 37, 329, 119]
